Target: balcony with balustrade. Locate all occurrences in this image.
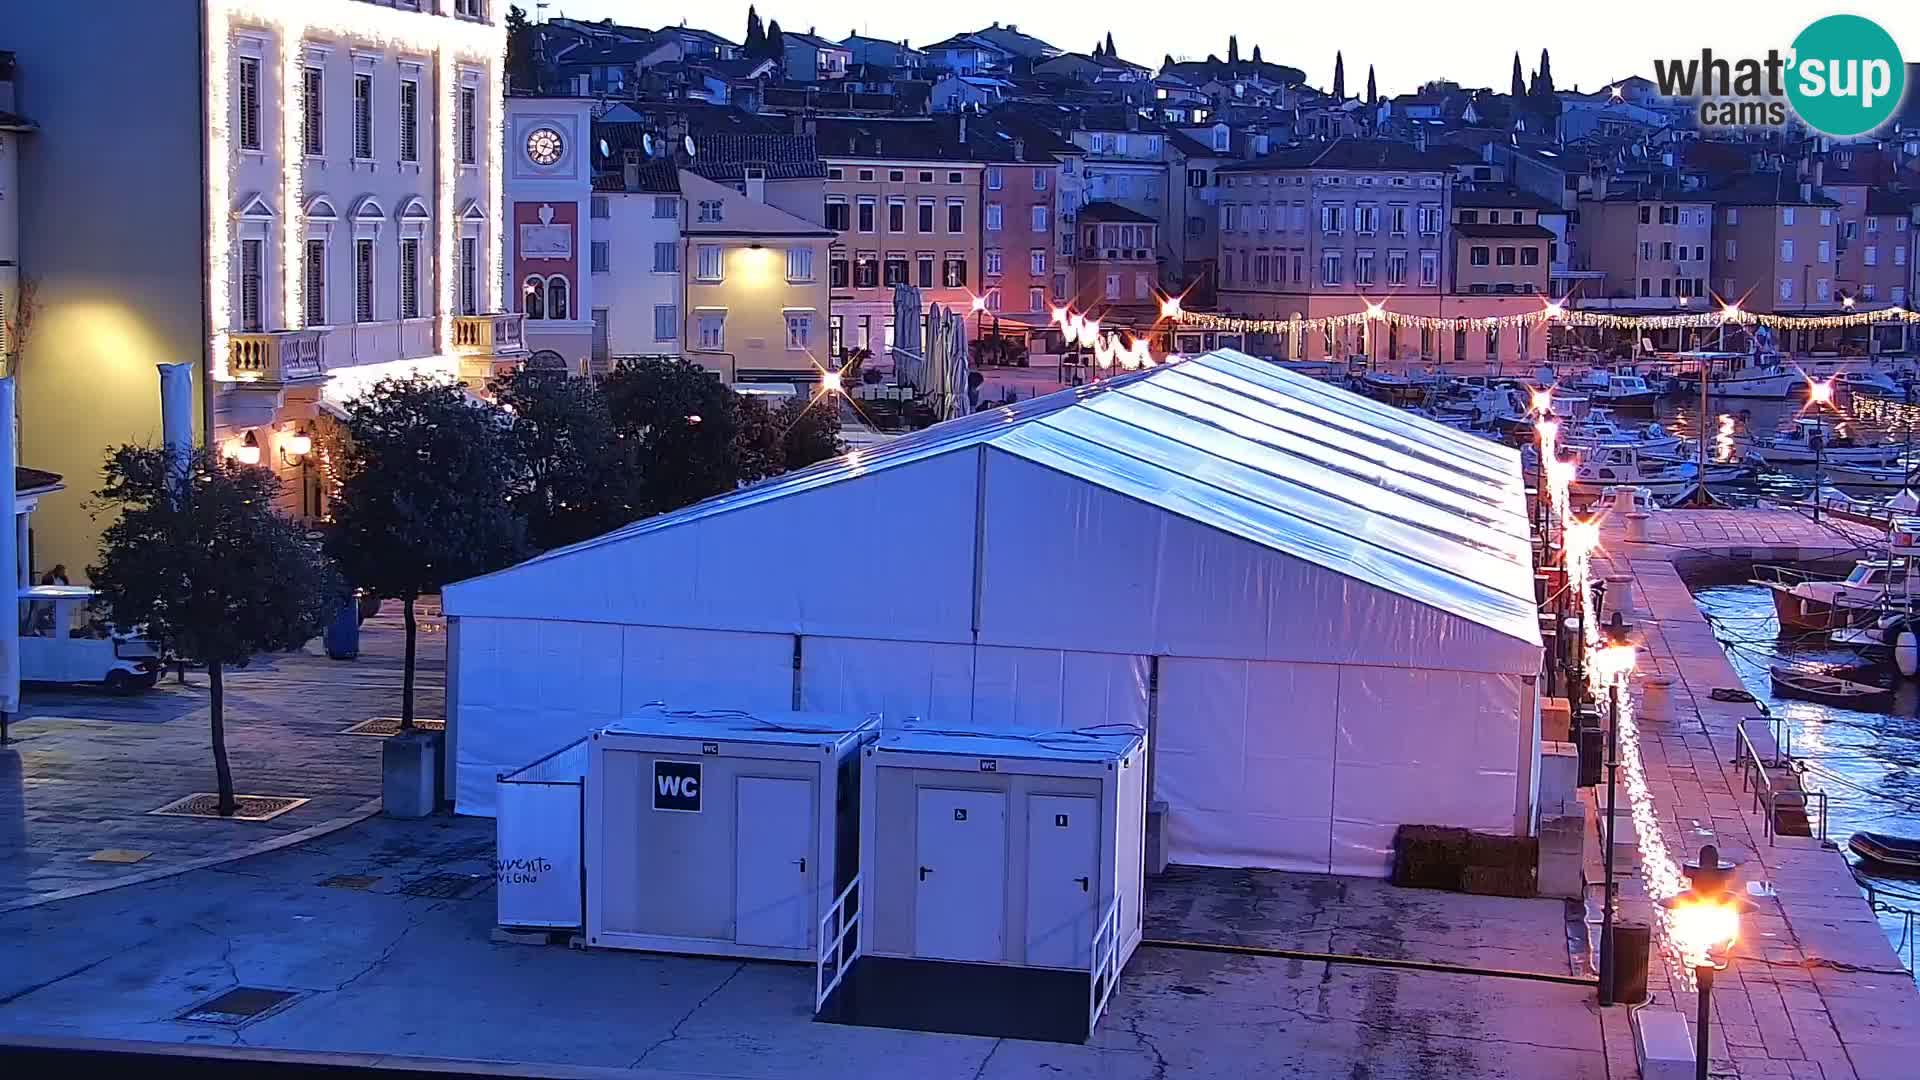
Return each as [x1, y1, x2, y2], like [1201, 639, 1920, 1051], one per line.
[452, 311, 529, 382]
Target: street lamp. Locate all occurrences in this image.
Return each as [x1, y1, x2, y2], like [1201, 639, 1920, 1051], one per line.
[1592, 608, 1637, 1007]
[1662, 844, 1746, 1080]
[1808, 378, 1834, 523]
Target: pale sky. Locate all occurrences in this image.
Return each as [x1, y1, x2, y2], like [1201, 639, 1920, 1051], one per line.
[531, 1, 1920, 98]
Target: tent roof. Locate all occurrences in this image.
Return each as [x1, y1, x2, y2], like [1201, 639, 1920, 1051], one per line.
[464, 351, 1538, 650]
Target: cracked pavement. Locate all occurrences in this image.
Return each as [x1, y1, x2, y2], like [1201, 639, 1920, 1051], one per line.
[0, 815, 1607, 1077]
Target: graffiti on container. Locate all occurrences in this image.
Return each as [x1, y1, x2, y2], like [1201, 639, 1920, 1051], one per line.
[496, 856, 555, 885]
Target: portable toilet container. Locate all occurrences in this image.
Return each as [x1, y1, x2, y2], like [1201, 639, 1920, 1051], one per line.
[817, 725, 1147, 1043]
[584, 706, 878, 961]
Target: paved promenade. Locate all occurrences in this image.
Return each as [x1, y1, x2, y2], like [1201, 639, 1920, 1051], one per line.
[0, 602, 445, 911]
[1598, 507, 1920, 1080]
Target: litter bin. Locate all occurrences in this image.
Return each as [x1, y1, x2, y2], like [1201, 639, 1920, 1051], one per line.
[1609, 921, 1651, 1005]
[325, 599, 360, 660]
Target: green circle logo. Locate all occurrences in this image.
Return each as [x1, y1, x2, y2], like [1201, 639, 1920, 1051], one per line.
[1786, 15, 1905, 137]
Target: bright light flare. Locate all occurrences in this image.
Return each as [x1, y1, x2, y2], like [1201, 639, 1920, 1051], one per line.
[284, 430, 312, 458]
[1720, 302, 1744, 321]
[969, 294, 988, 313]
[1159, 294, 1184, 320]
[1593, 640, 1639, 682]
[1668, 896, 1740, 966]
[1530, 387, 1553, 416]
[820, 370, 844, 394]
[1363, 299, 1386, 320]
[1808, 378, 1834, 406]
[1543, 298, 1566, 320]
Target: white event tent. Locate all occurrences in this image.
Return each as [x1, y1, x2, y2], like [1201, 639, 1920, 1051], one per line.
[442, 350, 1544, 876]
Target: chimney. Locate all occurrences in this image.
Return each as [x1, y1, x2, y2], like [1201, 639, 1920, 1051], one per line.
[746, 170, 766, 203]
[623, 150, 641, 192]
[959, 111, 967, 144]
[1800, 181, 1813, 203]
[1013, 137, 1025, 161]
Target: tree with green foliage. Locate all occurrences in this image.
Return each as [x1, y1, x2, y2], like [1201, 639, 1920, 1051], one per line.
[776, 397, 844, 473]
[1104, 32, 1116, 59]
[1537, 49, 1555, 96]
[90, 447, 342, 815]
[744, 6, 765, 55]
[492, 367, 641, 551]
[1511, 52, 1526, 99]
[1251, 45, 1262, 66]
[505, 5, 536, 92]
[1227, 36, 1239, 65]
[1367, 66, 1377, 105]
[327, 377, 525, 730]
[1332, 51, 1345, 100]
[601, 357, 743, 515]
[765, 20, 785, 63]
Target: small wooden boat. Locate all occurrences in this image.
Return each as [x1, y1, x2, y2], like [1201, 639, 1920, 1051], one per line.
[1769, 665, 1896, 710]
[1849, 831, 1920, 871]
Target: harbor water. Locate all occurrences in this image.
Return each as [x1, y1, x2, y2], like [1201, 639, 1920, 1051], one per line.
[1691, 578, 1920, 981]
[1652, 389, 1920, 507]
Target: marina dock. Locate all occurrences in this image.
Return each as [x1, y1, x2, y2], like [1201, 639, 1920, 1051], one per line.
[1595, 507, 1919, 1080]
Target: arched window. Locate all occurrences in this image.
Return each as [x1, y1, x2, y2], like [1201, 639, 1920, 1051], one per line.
[523, 275, 545, 319]
[546, 275, 570, 320]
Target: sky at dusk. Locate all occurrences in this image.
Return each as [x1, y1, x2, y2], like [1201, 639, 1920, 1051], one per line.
[524, 1, 1920, 99]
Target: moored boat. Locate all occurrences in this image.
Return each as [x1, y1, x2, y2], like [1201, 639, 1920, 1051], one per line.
[1750, 558, 1913, 632]
[1769, 665, 1896, 710]
[1849, 831, 1920, 871]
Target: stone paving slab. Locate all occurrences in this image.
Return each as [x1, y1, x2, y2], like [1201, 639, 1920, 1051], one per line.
[1595, 509, 1920, 1080]
[0, 814, 1608, 1079]
[0, 604, 445, 910]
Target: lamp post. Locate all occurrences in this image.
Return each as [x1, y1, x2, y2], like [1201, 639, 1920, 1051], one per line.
[1808, 377, 1833, 524]
[1662, 844, 1746, 1080]
[1593, 609, 1638, 1006]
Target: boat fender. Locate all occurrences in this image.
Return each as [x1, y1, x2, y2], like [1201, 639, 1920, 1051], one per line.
[1897, 629, 1919, 679]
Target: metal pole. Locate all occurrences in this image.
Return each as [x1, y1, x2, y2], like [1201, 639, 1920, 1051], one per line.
[1599, 678, 1621, 1006]
[1813, 421, 1823, 524]
[1695, 963, 1715, 1080]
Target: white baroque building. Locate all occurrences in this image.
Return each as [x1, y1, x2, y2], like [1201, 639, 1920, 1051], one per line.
[7, 0, 522, 571]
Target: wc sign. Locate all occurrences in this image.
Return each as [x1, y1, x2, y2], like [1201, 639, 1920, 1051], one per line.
[653, 760, 702, 812]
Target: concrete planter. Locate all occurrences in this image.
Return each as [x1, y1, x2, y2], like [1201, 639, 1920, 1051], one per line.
[383, 729, 441, 819]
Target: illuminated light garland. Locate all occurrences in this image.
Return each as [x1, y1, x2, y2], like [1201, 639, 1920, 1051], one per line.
[207, 1, 505, 379]
[1176, 303, 1920, 337]
[1053, 304, 1161, 372]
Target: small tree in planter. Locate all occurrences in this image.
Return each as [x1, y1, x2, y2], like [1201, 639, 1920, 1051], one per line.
[601, 357, 742, 514]
[90, 447, 342, 816]
[327, 376, 526, 737]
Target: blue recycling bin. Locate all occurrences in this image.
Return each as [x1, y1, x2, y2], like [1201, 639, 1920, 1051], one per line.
[324, 598, 360, 660]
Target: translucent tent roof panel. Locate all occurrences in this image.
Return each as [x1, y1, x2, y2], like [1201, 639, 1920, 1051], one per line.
[447, 352, 1539, 652]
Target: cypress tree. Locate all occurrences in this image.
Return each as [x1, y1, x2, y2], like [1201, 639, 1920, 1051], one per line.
[1332, 51, 1345, 100]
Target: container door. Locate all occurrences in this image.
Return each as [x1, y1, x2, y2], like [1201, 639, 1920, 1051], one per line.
[1025, 794, 1098, 968]
[913, 787, 1007, 962]
[734, 776, 814, 950]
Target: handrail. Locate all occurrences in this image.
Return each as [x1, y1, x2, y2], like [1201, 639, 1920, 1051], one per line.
[1087, 895, 1122, 1035]
[1737, 718, 1828, 846]
[815, 874, 862, 1013]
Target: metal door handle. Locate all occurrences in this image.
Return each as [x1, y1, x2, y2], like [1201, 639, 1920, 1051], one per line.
[1075, 876, 1089, 892]
[919, 865, 932, 881]
[795, 857, 807, 873]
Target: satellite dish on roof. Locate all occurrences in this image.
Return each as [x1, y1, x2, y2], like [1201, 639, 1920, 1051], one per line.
[599, 138, 611, 159]
[643, 132, 655, 157]
[685, 134, 697, 158]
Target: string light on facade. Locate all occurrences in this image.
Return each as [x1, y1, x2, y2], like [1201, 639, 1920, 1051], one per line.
[1174, 302, 1920, 337]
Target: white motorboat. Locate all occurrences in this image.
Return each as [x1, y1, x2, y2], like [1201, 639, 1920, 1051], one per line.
[1559, 407, 1683, 456]
[1825, 462, 1915, 488]
[1834, 369, 1910, 399]
[1740, 418, 1906, 466]
[1669, 350, 1799, 399]
[1568, 445, 1700, 499]
[1568, 368, 1660, 412]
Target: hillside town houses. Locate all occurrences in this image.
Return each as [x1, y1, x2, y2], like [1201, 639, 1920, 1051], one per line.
[5, 5, 1920, 576]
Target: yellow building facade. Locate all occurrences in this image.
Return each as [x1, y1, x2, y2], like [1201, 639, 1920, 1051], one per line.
[678, 170, 834, 383]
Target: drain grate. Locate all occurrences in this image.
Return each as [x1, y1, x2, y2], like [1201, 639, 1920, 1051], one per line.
[318, 874, 382, 890]
[340, 716, 446, 737]
[179, 986, 301, 1025]
[397, 872, 488, 900]
[149, 793, 310, 821]
[87, 849, 153, 864]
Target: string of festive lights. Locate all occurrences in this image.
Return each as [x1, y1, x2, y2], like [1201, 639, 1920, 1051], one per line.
[1050, 304, 1161, 372]
[1533, 399, 1694, 990]
[1177, 300, 1920, 337]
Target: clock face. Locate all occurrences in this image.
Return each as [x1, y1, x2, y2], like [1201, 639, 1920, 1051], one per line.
[526, 127, 564, 167]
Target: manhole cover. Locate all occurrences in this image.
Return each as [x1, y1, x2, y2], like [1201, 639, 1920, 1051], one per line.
[148, 793, 310, 821]
[87, 849, 153, 864]
[397, 872, 488, 900]
[180, 986, 301, 1025]
[319, 874, 381, 890]
[341, 716, 446, 737]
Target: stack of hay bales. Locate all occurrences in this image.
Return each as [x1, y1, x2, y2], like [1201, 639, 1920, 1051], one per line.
[1392, 825, 1538, 898]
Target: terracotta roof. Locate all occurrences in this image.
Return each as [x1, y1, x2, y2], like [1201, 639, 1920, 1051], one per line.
[690, 133, 826, 181]
[593, 160, 680, 193]
[1706, 172, 1840, 207]
[1453, 222, 1556, 239]
[814, 116, 998, 162]
[1079, 200, 1157, 224]
[1866, 188, 1920, 217]
[1454, 185, 1557, 211]
[1218, 138, 1459, 173]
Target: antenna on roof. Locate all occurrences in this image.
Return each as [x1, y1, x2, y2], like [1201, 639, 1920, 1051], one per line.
[643, 132, 655, 157]
[685, 134, 698, 158]
[599, 138, 612, 159]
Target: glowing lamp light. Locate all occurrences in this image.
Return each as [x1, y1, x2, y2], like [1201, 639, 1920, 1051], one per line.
[1535, 419, 1560, 446]
[1808, 378, 1834, 406]
[1720, 302, 1743, 321]
[1543, 299, 1566, 320]
[820, 370, 844, 394]
[1530, 387, 1553, 416]
[283, 428, 313, 459]
[1078, 319, 1102, 349]
[1159, 294, 1184, 320]
[1050, 304, 1069, 327]
[1363, 299, 1386, 320]
[1842, 294, 1857, 310]
[233, 431, 262, 466]
[1666, 894, 1739, 964]
[970, 294, 988, 313]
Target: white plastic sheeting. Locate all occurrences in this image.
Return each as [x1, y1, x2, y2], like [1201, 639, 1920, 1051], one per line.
[496, 738, 589, 928]
[444, 350, 1544, 874]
